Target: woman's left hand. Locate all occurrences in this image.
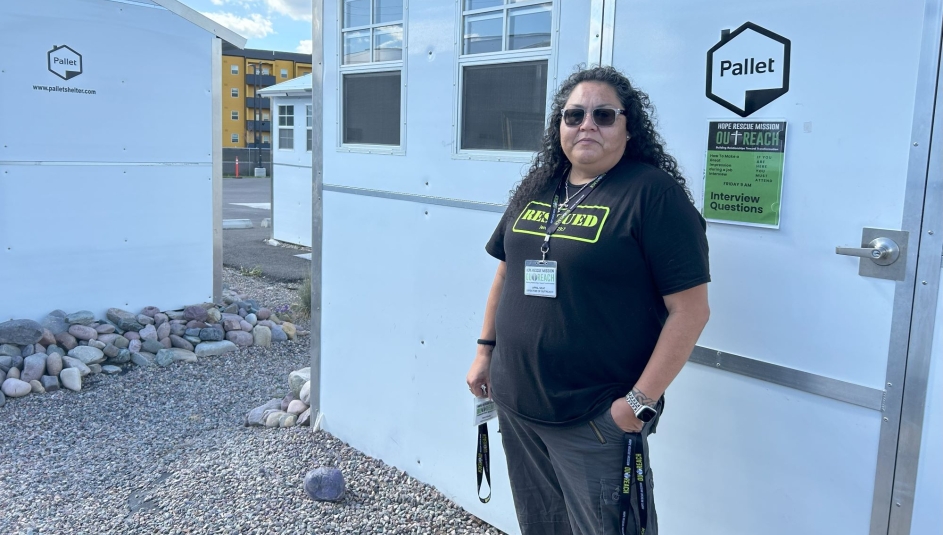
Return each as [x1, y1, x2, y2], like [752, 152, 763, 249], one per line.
[609, 398, 644, 433]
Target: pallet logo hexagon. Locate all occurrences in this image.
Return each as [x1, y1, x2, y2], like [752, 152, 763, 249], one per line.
[48, 45, 83, 81]
[706, 22, 790, 117]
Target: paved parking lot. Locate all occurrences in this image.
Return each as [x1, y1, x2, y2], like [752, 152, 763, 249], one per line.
[223, 177, 311, 282]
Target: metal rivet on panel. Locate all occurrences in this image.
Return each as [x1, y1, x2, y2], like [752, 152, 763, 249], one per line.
[887, 382, 892, 387]
[929, 231, 934, 235]
[913, 142, 918, 146]
[922, 281, 928, 285]
[884, 417, 889, 422]
[715, 363, 721, 368]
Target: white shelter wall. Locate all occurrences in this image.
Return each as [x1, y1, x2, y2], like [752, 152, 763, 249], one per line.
[911, 281, 943, 533]
[272, 165, 312, 246]
[0, 0, 215, 321]
[320, 191, 519, 534]
[0, 166, 214, 321]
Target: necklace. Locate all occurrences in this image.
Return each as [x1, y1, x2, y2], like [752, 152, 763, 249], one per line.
[562, 172, 592, 210]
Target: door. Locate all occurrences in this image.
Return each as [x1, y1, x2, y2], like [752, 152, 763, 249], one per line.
[606, 1, 940, 534]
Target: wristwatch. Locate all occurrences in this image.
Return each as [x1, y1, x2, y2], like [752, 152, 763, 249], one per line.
[625, 391, 658, 423]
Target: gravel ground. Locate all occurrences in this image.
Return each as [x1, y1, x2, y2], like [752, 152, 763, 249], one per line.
[0, 268, 503, 535]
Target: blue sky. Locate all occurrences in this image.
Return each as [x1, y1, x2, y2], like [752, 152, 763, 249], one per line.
[180, 0, 313, 54]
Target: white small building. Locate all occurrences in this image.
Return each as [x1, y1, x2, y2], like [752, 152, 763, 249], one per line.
[258, 74, 313, 247]
[0, 0, 246, 321]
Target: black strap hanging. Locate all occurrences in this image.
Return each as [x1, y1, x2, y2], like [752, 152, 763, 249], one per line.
[477, 423, 491, 503]
[620, 432, 650, 535]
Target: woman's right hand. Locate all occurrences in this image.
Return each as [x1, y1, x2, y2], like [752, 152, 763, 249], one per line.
[466, 351, 493, 399]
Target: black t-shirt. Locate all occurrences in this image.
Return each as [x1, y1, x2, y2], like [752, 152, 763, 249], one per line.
[485, 160, 710, 426]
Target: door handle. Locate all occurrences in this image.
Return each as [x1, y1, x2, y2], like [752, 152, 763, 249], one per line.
[836, 237, 900, 266]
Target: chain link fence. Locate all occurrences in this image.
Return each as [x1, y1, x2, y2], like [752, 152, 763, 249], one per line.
[223, 148, 272, 177]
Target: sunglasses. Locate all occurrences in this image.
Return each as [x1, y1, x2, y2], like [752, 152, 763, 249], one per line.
[562, 107, 625, 127]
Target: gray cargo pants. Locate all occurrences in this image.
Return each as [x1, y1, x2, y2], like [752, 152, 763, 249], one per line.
[497, 402, 660, 535]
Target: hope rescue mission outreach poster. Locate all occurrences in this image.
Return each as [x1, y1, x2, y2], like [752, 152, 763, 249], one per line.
[702, 120, 787, 228]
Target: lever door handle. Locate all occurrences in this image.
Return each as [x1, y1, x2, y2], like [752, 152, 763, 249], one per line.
[836, 237, 900, 266]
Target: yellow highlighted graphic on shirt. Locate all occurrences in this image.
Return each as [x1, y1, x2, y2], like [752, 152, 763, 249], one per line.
[512, 201, 610, 243]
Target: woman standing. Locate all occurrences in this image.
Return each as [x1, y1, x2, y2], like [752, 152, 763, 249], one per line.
[466, 66, 710, 534]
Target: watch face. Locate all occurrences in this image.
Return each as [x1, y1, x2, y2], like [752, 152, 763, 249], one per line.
[637, 406, 657, 423]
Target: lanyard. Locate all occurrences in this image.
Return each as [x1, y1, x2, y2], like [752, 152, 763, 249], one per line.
[477, 423, 491, 503]
[620, 432, 649, 535]
[541, 172, 607, 261]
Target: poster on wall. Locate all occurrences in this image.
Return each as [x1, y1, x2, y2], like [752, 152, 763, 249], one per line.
[702, 120, 786, 228]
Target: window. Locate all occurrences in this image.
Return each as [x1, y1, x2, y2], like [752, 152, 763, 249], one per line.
[262, 67, 270, 75]
[231, 111, 239, 120]
[281, 68, 288, 78]
[231, 134, 239, 143]
[278, 105, 294, 150]
[306, 105, 313, 151]
[340, 0, 404, 148]
[231, 88, 239, 97]
[231, 64, 239, 75]
[458, 0, 553, 153]
[262, 134, 270, 144]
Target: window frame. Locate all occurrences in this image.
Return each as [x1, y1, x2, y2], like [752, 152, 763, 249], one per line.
[281, 68, 289, 78]
[231, 133, 239, 143]
[231, 110, 239, 120]
[451, 0, 560, 162]
[306, 104, 313, 152]
[231, 64, 239, 75]
[231, 87, 239, 98]
[336, 0, 407, 155]
[278, 104, 295, 151]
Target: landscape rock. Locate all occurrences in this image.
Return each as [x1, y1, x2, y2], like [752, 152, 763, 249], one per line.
[21, 354, 47, 383]
[199, 327, 224, 342]
[98, 333, 119, 345]
[165, 310, 185, 321]
[282, 322, 297, 340]
[102, 345, 120, 358]
[40, 329, 57, 346]
[128, 339, 142, 353]
[270, 326, 288, 343]
[156, 322, 171, 340]
[21, 344, 34, 357]
[110, 349, 132, 365]
[2, 378, 31, 398]
[46, 344, 65, 357]
[68, 324, 98, 341]
[142, 339, 163, 354]
[141, 306, 161, 318]
[0, 390, 5, 408]
[206, 308, 222, 323]
[68, 346, 105, 365]
[66, 311, 95, 326]
[183, 305, 208, 323]
[195, 341, 238, 358]
[245, 399, 282, 426]
[136, 314, 155, 326]
[30, 380, 45, 393]
[101, 365, 122, 374]
[162, 348, 197, 363]
[62, 357, 91, 377]
[0, 344, 20, 357]
[281, 393, 297, 411]
[41, 312, 69, 336]
[256, 308, 271, 320]
[159, 337, 172, 349]
[170, 323, 187, 337]
[106, 308, 144, 332]
[7, 367, 20, 380]
[298, 408, 311, 426]
[287, 400, 307, 415]
[252, 326, 272, 348]
[225, 331, 253, 348]
[88, 364, 102, 375]
[154, 313, 169, 327]
[54, 332, 78, 351]
[60, 368, 81, 392]
[139, 324, 158, 341]
[169, 335, 194, 351]
[289, 368, 310, 399]
[304, 468, 346, 502]
[40, 375, 60, 392]
[279, 414, 297, 427]
[131, 352, 155, 367]
[0, 319, 44, 346]
[245, 313, 258, 327]
[184, 336, 202, 345]
[239, 319, 253, 332]
[95, 324, 116, 335]
[45, 353, 63, 376]
[300, 381, 311, 405]
[124, 331, 140, 341]
[114, 336, 129, 349]
[155, 350, 175, 367]
[265, 411, 287, 427]
[223, 318, 242, 332]
[88, 340, 106, 350]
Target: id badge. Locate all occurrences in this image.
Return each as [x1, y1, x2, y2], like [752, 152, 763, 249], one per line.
[474, 396, 497, 426]
[524, 260, 557, 298]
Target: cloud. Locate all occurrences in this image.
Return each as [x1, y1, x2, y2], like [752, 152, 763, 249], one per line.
[296, 40, 312, 54]
[265, 0, 312, 21]
[209, 0, 224, 5]
[201, 12, 274, 39]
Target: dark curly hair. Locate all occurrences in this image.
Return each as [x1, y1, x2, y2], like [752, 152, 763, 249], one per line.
[507, 65, 691, 214]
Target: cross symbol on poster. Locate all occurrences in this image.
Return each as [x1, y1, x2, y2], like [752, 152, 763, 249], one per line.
[730, 130, 743, 145]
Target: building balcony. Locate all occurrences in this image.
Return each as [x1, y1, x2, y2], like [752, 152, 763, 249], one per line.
[246, 120, 271, 132]
[245, 74, 276, 86]
[246, 142, 271, 149]
[246, 97, 271, 109]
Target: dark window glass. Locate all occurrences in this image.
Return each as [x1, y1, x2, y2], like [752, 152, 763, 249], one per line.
[343, 71, 401, 145]
[279, 128, 294, 149]
[461, 60, 547, 151]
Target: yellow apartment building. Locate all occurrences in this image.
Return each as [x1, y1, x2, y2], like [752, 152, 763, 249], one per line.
[222, 42, 312, 150]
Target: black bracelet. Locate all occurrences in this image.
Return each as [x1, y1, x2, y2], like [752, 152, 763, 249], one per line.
[476, 339, 496, 347]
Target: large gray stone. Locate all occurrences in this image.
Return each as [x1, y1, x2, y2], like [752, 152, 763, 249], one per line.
[300, 381, 311, 405]
[298, 408, 311, 426]
[30, 380, 44, 393]
[54, 333, 78, 351]
[98, 333, 119, 345]
[21, 354, 47, 383]
[245, 313, 258, 327]
[304, 468, 346, 502]
[252, 326, 272, 348]
[0, 320, 44, 346]
[199, 327, 224, 342]
[102, 345, 120, 358]
[183, 305, 208, 323]
[88, 340, 106, 350]
[289, 367, 310, 399]
[40, 375, 60, 392]
[0, 390, 4, 408]
[109, 348, 132, 365]
[206, 308, 222, 323]
[95, 324, 116, 335]
[131, 352, 155, 367]
[101, 365, 121, 374]
[270, 326, 288, 343]
[68, 324, 98, 341]
[156, 322, 171, 341]
[194, 341, 238, 358]
[113, 336, 129, 349]
[40, 328, 56, 346]
[136, 314, 155, 326]
[157, 347, 196, 366]
[65, 311, 95, 326]
[223, 318, 242, 332]
[128, 339, 142, 353]
[0, 344, 20, 356]
[21, 344, 34, 357]
[287, 400, 307, 415]
[46, 344, 65, 357]
[138, 324, 158, 341]
[60, 368, 82, 392]
[169, 335, 194, 351]
[6, 366, 19, 380]
[45, 353, 63, 376]
[225, 331, 253, 348]
[170, 323, 187, 337]
[245, 398, 281, 426]
[2, 378, 31, 398]
[0, 356, 12, 374]
[41, 312, 69, 336]
[142, 339, 164, 354]
[62, 356, 91, 377]
[68, 346, 105, 365]
[106, 308, 144, 332]
[141, 306, 161, 318]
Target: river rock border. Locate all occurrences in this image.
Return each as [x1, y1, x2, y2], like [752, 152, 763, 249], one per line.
[0, 298, 298, 408]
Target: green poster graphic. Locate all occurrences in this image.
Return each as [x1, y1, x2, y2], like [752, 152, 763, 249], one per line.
[703, 120, 786, 227]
